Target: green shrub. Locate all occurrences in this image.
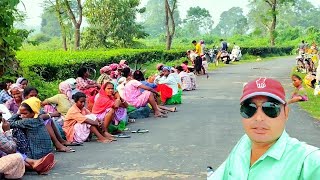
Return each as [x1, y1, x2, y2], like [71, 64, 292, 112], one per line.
[17, 46, 294, 82]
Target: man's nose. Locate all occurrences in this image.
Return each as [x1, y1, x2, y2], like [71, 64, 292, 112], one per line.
[255, 107, 265, 122]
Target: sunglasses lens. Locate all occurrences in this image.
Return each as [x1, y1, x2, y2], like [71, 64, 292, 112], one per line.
[262, 102, 281, 118]
[240, 103, 257, 118]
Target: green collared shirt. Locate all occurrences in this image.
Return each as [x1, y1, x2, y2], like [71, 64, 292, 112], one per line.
[210, 131, 320, 180]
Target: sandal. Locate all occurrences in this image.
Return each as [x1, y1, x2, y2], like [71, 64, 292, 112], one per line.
[63, 142, 83, 146]
[38, 160, 57, 175]
[112, 133, 131, 138]
[131, 129, 149, 133]
[56, 147, 75, 153]
[128, 119, 136, 123]
[33, 153, 54, 173]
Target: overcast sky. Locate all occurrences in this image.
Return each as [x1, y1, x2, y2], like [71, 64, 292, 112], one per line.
[19, 0, 320, 27]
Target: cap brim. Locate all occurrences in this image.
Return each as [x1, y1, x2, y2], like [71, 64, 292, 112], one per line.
[240, 92, 286, 104]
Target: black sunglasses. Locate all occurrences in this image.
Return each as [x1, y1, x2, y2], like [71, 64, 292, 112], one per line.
[240, 101, 282, 119]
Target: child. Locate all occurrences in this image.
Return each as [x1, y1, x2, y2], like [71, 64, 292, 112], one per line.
[288, 74, 308, 104]
[63, 92, 111, 143]
[202, 57, 208, 75]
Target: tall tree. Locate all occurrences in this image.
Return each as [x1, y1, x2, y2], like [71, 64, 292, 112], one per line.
[64, 0, 82, 50]
[213, 7, 248, 37]
[0, 0, 29, 76]
[84, 0, 147, 48]
[249, 0, 295, 46]
[164, 0, 177, 50]
[142, 0, 181, 37]
[182, 6, 213, 37]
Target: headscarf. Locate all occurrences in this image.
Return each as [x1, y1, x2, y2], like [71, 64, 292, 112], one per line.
[8, 84, 23, 95]
[109, 63, 119, 71]
[162, 66, 171, 72]
[100, 66, 111, 74]
[92, 83, 115, 114]
[22, 97, 41, 118]
[110, 71, 118, 79]
[16, 77, 27, 85]
[59, 81, 73, 101]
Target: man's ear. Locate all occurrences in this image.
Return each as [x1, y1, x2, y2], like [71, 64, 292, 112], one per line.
[284, 104, 290, 121]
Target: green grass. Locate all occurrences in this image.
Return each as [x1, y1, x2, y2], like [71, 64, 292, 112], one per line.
[290, 69, 320, 120]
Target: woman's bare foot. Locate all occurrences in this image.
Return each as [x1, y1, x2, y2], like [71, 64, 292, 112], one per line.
[56, 146, 74, 152]
[97, 138, 112, 143]
[103, 132, 117, 141]
[154, 112, 167, 118]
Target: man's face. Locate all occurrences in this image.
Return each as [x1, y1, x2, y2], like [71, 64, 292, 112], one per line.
[242, 96, 289, 144]
[192, 42, 196, 46]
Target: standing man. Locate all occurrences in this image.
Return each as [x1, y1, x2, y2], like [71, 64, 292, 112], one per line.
[192, 40, 202, 56]
[210, 78, 320, 179]
[299, 40, 306, 56]
[220, 39, 228, 51]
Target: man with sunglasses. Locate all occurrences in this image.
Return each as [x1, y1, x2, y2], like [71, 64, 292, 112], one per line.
[209, 78, 320, 179]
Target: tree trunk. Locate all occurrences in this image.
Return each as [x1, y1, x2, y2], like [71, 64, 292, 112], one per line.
[166, 34, 172, 50]
[54, 0, 68, 51]
[269, 0, 277, 46]
[64, 0, 82, 50]
[62, 35, 67, 51]
[164, 0, 177, 50]
[75, 24, 81, 50]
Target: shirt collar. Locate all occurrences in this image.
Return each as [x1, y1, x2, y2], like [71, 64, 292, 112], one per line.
[260, 130, 289, 161]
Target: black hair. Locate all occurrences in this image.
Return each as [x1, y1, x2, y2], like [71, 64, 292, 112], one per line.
[77, 67, 88, 78]
[21, 103, 34, 113]
[72, 92, 86, 102]
[292, 74, 302, 81]
[5, 79, 14, 84]
[302, 40, 305, 43]
[192, 40, 196, 44]
[104, 82, 114, 88]
[183, 60, 188, 65]
[220, 39, 224, 41]
[133, 70, 145, 81]
[176, 66, 184, 72]
[122, 67, 131, 78]
[0, 82, 6, 90]
[23, 87, 38, 97]
[157, 65, 164, 71]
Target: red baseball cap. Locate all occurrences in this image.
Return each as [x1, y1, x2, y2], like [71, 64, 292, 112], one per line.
[240, 78, 286, 104]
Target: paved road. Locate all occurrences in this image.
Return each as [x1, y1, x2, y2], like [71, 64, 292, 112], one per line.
[25, 56, 320, 179]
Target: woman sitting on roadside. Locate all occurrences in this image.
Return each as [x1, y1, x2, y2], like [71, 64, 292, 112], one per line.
[8, 97, 53, 159]
[76, 67, 100, 111]
[133, 70, 176, 112]
[64, 92, 111, 143]
[42, 81, 74, 118]
[155, 66, 182, 104]
[122, 68, 167, 118]
[5, 84, 23, 114]
[176, 66, 192, 91]
[24, 87, 76, 152]
[97, 66, 112, 86]
[92, 82, 128, 136]
[0, 119, 55, 177]
[16, 77, 28, 89]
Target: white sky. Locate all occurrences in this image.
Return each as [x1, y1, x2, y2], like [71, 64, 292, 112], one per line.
[19, 0, 320, 27]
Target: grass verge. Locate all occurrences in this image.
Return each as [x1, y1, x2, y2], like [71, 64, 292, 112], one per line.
[290, 68, 320, 120]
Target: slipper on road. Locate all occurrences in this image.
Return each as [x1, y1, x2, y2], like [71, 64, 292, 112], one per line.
[131, 129, 149, 133]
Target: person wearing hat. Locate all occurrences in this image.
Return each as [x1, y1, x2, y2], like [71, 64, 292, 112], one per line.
[209, 78, 320, 179]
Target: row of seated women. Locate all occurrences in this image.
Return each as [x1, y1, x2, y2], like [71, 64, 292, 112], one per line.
[0, 59, 196, 178]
